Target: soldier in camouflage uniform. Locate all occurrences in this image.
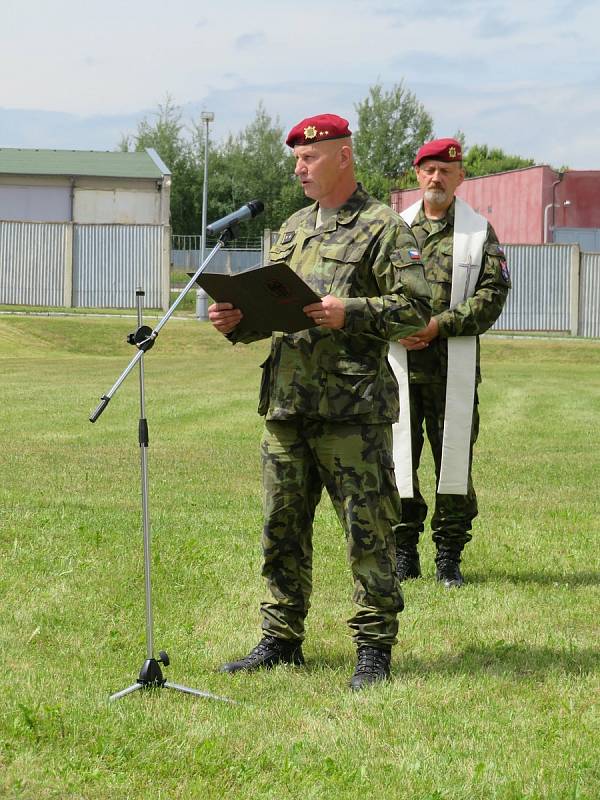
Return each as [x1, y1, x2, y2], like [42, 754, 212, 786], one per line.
[209, 114, 431, 690]
[395, 138, 511, 587]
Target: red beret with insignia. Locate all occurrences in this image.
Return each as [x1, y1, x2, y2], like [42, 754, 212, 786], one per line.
[414, 138, 463, 166]
[285, 114, 352, 148]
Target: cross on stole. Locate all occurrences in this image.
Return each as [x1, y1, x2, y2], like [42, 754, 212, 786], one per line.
[458, 256, 479, 302]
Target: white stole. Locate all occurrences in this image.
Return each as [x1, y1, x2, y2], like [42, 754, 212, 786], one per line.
[390, 197, 487, 496]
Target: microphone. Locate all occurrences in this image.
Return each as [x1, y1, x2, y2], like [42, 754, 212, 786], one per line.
[206, 199, 264, 236]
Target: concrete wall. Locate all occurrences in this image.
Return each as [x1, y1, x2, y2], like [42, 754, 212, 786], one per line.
[0, 184, 71, 222]
[74, 188, 162, 225]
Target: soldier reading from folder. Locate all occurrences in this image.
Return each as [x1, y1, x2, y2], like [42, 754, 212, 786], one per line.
[208, 113, 431, 690]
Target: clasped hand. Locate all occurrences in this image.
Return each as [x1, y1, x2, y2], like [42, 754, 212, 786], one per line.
[399, 317, 439, 350]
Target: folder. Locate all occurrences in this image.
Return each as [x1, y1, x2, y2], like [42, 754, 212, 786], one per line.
[192, 262, 321, 334]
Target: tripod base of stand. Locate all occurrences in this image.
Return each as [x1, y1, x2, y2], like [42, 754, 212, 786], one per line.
[109, 654, 236, 704]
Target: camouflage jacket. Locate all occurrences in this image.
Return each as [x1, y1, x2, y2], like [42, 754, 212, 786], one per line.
[406, 199, 511, 384]
[229, 184, 432, 422]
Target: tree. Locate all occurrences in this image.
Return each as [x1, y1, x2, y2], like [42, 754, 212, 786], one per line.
[120, 96, 200, 234]
[120, 99, 306, 237]
[463, 144, 534, 177]
[354, 81, 434, 200]
[199, 103, 305, 238]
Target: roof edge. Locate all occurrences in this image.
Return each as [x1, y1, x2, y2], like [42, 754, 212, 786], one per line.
[145, 147, 171, 176]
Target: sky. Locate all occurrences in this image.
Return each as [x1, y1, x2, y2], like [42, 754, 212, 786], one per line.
[1, 0, 599, 170]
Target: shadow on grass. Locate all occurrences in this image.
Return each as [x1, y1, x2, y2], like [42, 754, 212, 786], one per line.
[305, 643, 600, 678]
[397, 643, 600, 678]
[465, 569, 599, 587]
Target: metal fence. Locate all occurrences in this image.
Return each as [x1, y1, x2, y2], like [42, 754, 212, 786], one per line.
[171, 248, 262, 275]
[579, 253, 600, 338]
[492, 244, 600, 337]
[2, 221, 600, 337]
[171, 234, 263, 275]
[494, 244, 573, 332]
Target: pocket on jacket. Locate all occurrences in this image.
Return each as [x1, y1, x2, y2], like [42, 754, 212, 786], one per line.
[318, 240, 370, 294]
[269, 241, 296, 265]
[319, 354, 379, 418]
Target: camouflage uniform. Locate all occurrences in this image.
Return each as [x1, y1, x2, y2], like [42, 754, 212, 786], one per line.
[229, 184, 431, 648]
[396, 199, 511, 554]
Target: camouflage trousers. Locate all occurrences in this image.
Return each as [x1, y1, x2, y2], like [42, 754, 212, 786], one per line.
[260, 418, 404, 649]
[396, 382, 479, 551]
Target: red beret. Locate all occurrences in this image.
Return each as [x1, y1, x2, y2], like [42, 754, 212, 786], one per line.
[286, 114, 352, 148]
[414, 138, 463, 166]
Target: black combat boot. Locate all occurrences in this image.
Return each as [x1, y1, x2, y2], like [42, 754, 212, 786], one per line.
[349, 646, 391, 691]
[435, 547, 464, 588]
[395, 543, 421, 581]
[220, 635, 305, 673]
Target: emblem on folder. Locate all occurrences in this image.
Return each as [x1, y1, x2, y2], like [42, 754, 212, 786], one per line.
[266, 280, 292, 300]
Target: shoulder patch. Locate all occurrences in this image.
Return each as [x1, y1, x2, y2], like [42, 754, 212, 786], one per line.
[390, 248, 422, 269]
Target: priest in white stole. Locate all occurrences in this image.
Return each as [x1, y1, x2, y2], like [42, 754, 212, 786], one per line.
[390, 138, 511, 587]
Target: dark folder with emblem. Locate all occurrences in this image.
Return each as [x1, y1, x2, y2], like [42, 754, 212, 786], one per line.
[191, 262, 321, 334]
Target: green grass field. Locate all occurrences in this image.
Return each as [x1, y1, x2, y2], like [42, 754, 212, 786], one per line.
[0, 314, 598, 799]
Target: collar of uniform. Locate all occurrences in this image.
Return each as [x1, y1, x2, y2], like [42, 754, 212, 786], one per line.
[298, 184, 367, 237]
[334, 183, 369, 226]
[416, 196, 456, 230]
[311, 183, 369, 231]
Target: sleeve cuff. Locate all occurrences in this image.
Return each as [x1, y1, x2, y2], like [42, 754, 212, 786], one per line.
[435, 313, 453, 338]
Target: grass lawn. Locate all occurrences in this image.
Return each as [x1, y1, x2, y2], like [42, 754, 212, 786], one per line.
[0, 315, 598, 799]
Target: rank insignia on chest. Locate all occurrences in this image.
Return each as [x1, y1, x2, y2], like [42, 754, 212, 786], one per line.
[281, 232, 295, 245]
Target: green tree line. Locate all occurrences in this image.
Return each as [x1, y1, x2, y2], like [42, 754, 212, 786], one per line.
[120, 85, 535, 236]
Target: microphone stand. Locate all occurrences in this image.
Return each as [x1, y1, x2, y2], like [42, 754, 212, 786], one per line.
[90, 229, 237, 703]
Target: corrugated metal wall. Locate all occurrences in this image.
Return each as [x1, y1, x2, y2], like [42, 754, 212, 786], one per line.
[73, 225, 164, 308]
[2, 222, 599, 337]
[0, 222, 165, 308]
[579, 253, 600, 338]
[0, 221, 68, 305]
[494, 244, 572, 332]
